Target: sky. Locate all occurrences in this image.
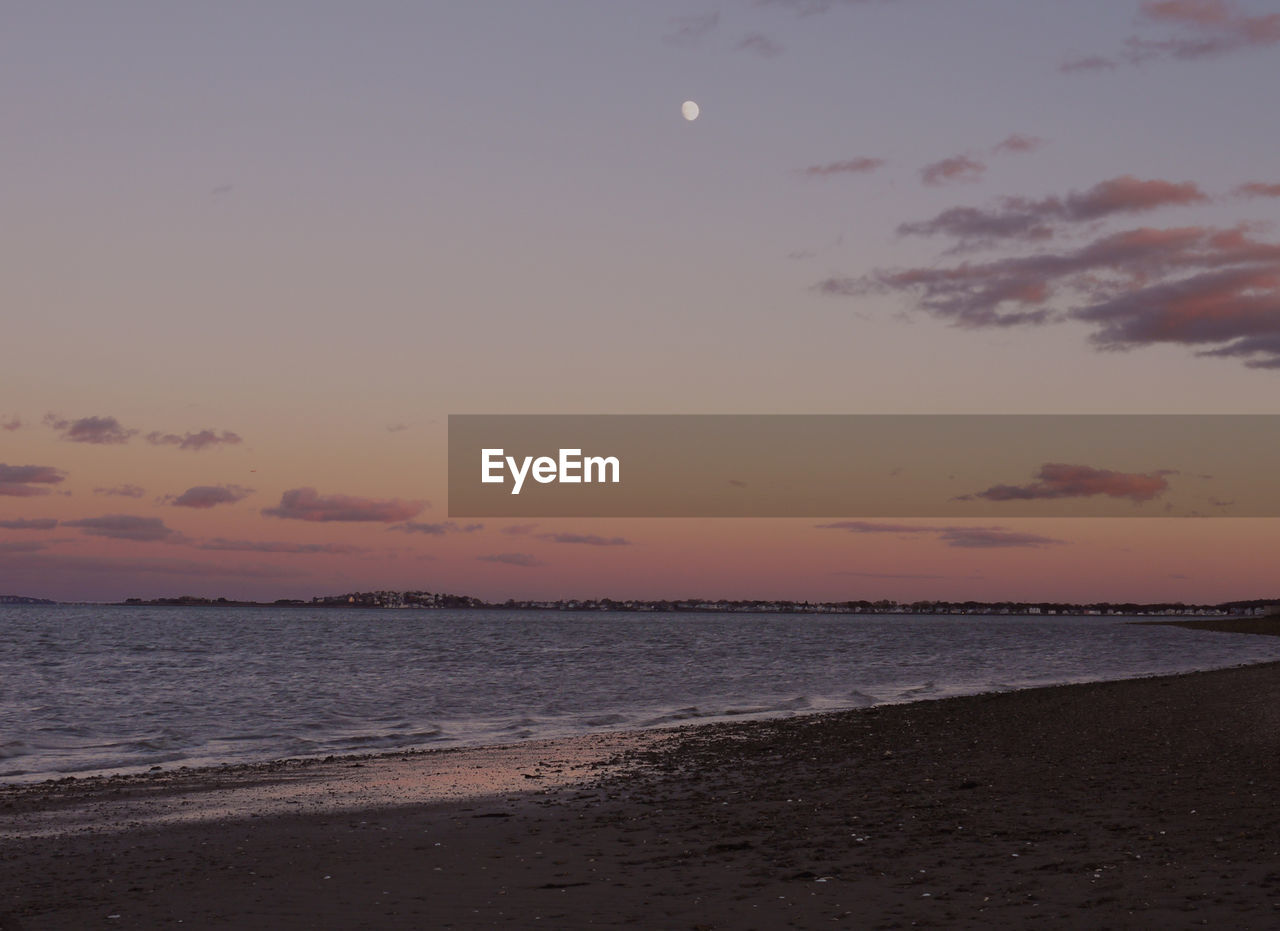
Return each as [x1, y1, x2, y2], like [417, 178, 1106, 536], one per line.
[3, 0, 1279, 604]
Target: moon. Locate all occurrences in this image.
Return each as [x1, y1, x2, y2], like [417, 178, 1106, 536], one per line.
[681, 100, 700, 122]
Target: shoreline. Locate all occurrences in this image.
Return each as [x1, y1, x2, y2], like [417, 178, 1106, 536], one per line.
[0, 729, 662, 842]
[1134, 614, 1280, 637]
[8, 657, 1280, 926]
[3, 612, 1277, 791]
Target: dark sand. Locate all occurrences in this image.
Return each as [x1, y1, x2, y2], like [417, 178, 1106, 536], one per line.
[1137, 615, 1280, 638]
[6, 655, 1280, 928]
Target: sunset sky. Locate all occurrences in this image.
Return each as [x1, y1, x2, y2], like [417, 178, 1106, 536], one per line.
[3, 0, 1279, 604]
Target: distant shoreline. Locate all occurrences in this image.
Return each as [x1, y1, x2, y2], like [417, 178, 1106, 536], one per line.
[7, 594, 1275, 618]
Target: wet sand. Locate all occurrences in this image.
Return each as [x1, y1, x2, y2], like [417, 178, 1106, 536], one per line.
[5, 658, 1280, 928]
[1136, 614, 1280, 638]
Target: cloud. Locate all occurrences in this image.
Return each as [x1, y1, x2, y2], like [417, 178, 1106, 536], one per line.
[0, 552, 307, 579]
[262, 488, 426, 522]
[992, 134, 1046, 155]
[1145, 0, 1234, 25]
[500, 523, 539, 536]
[94, 484, 146, 498]
[477, 552, 544, 567]
[64, 515, 187, 543]
[898, 176, 1210, 247]
[388, 521, 484, 535]
[817, 521, 1066, 548]
[170, 484, 254, 509]
[1236, 181, 1280, 199]
[898, 206, 1058, 249]
[535, 533, 631, 546]
[1064, 176, 1209, 219]
[196, 538, 369, 555]
[663, 11, 720, 46]
[1060, 55, 1119, 72]
[1073, 251, 1280, 367]
[386, 423, 409, 433]
[757, 0, 885, 15]
[1130, 0, 1280, 59]
[921, 155, 986, 187]
[737, 32, 784, 57]
[1062, 0, 1280, 70]
[2, 416, 21, 431]
[146, 429, 243, 451]
[959, 463, 1170, 503]
[832, 570, 946, 579]
[937, 528, 1064, 548]
[44, 414, 136, 445]
[800, 157, 885, 178]
[0, 541, 48, 553]
[821, 223, 1280, 365]
[0, 463, 68, 497]
[816, 521, 938, 533]
[0, 518, 58, 530]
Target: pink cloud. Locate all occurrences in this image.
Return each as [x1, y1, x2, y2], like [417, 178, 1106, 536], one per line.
[197, 539, 369, 554]
[1138, 0, 1280, 55]
[389, 521, 484, 535]
[500, 523, 539, 536]
[920, 155, 986, 187]
[1236, 182, 1280, 199]
[816, 521, 1065, 548]
[0, 541, 47, 553]
[0, 551, 307, 579]
[1064, 0, 1280, 69]
[477, 552, 544, 567]
[94, 484, 147, 498]
[536, 533, 631, 546]
[821, 222, 1280, 365]
[0, 518, 58, 530]
[2, 416, 21, 431]
[800, 157, 885, 178]
[961, 463, 1171, 503]
[146, 429, 242, 451]
[898, 176, 1210, 247]
[816, 521, 937, 533]
[64, 514, 187, 543]
[937, 528, 1064, 548]
[1144, 0, 1236, 26]
[262, 488, 426, 522]
[737, 32, 784, 57]
[992, 134, 1046, 155]
[1075, 260, 1280, 366]
[833, 570, 947, 579]
[43, 414, 136, 445]
[1067, 176, 1208, 219]
[0, 463, 67, 497]
[170, 484, 254, 509]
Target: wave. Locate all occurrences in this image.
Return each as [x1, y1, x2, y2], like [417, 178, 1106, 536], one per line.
[7, 606, 1280, 784]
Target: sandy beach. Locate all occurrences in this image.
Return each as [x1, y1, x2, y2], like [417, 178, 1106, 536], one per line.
[5, 642, 1280, 928]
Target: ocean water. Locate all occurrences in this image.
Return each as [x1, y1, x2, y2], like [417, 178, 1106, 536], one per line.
[4, 605, 1280, 784]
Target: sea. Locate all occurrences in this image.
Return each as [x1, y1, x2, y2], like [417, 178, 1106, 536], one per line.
[4, 605, 1280, 784]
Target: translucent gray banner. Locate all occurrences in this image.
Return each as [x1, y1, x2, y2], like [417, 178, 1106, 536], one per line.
[448, 415, 1280, 517]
